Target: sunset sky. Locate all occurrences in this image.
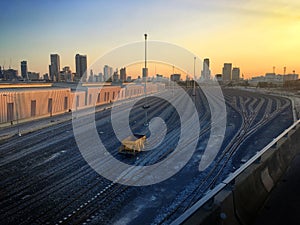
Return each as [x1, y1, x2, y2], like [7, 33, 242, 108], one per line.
[1, 0, 300, 79]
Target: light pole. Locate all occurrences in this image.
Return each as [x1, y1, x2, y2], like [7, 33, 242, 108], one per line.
[3, 93, 21, 136]
[143, 33, 150, 126]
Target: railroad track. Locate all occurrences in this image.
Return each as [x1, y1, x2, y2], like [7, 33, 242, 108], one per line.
[0, 88, 199, 225]
[0, 91, 177, 224]
[153, 89, 292, 224]
[0, 88, 293, 225]
[50, 88, 205, 224]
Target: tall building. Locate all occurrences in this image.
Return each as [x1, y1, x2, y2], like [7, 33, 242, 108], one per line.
[98, 73, 103, 82]
[215, 74, 223, 82]
[21, 61, 28, 80]
[112, 69, 119, 82]
[232, 67, 240, 81]
[222, 63, 232, 82]
[62, 66, 72, 82]
[75, 54, 87, 82]
[201, 58, 211, 80]
[0, 66, 3, 79]
[3, 69, 18, 80]
[127, 76, 132, 82]
[43, 73, 49, 80]
[170, 74, 181, 82]
[103, 65, 113, 82]
[27, 72, 40, 80]
[120, 67, 126, 82]
[50, 54, 60, 82]
[142, 68, 148, 81]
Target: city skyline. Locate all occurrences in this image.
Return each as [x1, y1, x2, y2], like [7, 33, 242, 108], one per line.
[1, 54, 298, 83]
[1, 0, 300, 78]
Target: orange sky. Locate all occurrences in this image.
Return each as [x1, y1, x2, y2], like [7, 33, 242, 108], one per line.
[1, 1, 300, 79]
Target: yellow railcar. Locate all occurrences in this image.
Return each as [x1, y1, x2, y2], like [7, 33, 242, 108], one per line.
[119, 134, 146, 154]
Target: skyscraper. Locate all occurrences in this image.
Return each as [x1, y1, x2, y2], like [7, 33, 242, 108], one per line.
[201, 58, 211, 80]
[170, 74, 181, 82]
[103, 65, 113, 82]
[120, 67, 126, 82]
[0, 66, 3, 79]
[222, 63, 232, 81]
[21, 61, 28, 80]
[48, 65, 52, 81]
[112, 69, 119, 82]
[142, 68, 148, 82]
[232, 67, 240, 81]
[50, 54, 60, 82]
[75, 54, 87, 82]
[62, 66, 73, 82]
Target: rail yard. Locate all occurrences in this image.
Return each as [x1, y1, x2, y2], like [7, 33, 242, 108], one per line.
[0, 87, 293, 225]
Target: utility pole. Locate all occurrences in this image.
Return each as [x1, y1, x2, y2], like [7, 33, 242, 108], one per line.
[143, 33, 150, 126]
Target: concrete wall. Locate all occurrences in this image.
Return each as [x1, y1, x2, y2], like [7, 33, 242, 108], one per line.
[183, 124, 300, 225]
[70, 91, 86, 110]
[0, 88, 71, 123]
[117, 83, 166, 101]
[0, 83, 165, 124]
[118, 84, 144, 100]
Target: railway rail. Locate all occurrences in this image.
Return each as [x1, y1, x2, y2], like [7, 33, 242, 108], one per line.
[0, 87, 293, 225]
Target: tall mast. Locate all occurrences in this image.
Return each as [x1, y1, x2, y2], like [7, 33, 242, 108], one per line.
[143, 33, 149, 126]
[144, 34, 147, 68]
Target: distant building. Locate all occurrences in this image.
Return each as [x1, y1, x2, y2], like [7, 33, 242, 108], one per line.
[222, 63, 232, 81]
[185, 75, 190, 81]
[265, 73, 276, 79]
[3, 69, 18, 80]
[156, 74, 163, 82]
[201, 58, 211, 80]
[93, 74, 100, 82]
[142, 68, 148, 82]
[21, 61, 28, 80]
[43, 73, 49, 80]
[103, 65, 113, 82]
[61, 66, 73, 82]
[48, 65, 52, 80]
[127, 76, 132, 82]
[75, 54, 87, 82]
[50, 54, 60, 82]
[249, 72, 299, 86]
[88, 69, 94, 82]
[28, 72, 40, 80]
[120, 67, 126, 82]
[97, 73, 103, 82]
[0, 66, 3, 79]
[232, 67, 240, 81]
[170, 74, 181, 82]
[284, 73, 298, 81]
[50, 54, 61, 81]
[112, 69, 119, 82]
[215, 74, 222, 82]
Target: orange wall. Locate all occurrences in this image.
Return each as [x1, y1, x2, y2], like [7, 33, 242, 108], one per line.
[0, 83, 165, 124]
